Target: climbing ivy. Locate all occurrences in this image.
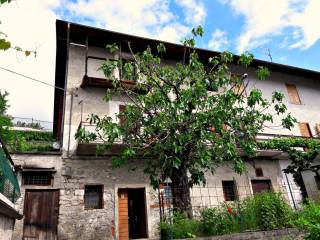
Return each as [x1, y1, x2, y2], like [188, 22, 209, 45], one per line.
[259, 137, 320, 199]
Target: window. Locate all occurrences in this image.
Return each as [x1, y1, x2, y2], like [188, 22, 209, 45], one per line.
[286, 84, 301, 104]
[255, 168, 264, 177]
[84, 185, 103, 209]
[222, 181, 236, 201]
[22, 172, 53, 186]
[299, 123, 312, 138]
[251, 180, 271, 194]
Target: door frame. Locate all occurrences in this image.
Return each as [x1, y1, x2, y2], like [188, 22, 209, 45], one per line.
[23, 189, 60, 239]
[115, 184, 150, 240]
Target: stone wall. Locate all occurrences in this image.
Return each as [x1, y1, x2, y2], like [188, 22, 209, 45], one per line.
[58, 157, 160, 240]
[178, 228, 304, 240]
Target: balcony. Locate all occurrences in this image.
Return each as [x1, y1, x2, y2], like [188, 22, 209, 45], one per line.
[76, 122, 124, 156]
[81, 56, 137, 89]
[76, 121, 319, 158]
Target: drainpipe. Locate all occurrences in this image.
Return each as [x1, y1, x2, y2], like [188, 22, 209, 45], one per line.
[60, 22, 71, 150]
[67, 90, 74, 157]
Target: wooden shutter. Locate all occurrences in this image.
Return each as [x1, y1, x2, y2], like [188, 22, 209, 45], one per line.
[299, 122, 312, 137]
[233, 81, 246, 96]
[316, 124, 320, 138]
[286, 84, 301, 104]
[119, 105, 127, 126]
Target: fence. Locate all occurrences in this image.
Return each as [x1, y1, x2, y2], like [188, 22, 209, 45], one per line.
[0, 137, 20, 202]
[158, 181, 319, 237]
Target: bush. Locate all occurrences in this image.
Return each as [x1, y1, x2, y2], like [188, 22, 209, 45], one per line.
[241, 191, 293, 231]
[160, 212, 202, 239]
[159, 192, 294, 239]
[201, 203, 240, 236]
[291, 201, 320, 240]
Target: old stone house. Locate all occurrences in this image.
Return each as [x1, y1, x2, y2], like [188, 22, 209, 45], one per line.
[10, 20, 320, 240]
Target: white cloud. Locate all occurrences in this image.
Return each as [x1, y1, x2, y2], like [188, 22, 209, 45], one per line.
[174, 0, 206, 25]
[208, 28, 229, 51]
[222, 0, 320, 52]
[66, 0, 192, 43]
[0, 0, 59, 123]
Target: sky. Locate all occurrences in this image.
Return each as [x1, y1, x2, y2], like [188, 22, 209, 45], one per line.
[0, 0, 319, 127]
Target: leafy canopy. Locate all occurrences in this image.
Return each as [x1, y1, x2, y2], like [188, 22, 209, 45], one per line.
[0, 91, 12, 142]
[76, 26, 295, 188]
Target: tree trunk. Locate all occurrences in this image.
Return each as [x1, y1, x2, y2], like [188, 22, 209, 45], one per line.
[170, 166, 193, 218]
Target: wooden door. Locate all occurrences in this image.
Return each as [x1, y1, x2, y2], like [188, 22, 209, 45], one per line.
[23, 190, 59, 240]
[118, 189, 129, 240]
[251, 180, 271, 195]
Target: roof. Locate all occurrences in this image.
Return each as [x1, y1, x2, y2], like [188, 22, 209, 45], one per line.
[56, 19, 320, 79]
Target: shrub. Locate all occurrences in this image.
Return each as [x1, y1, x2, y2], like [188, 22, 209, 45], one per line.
[160, 212, 202, 239]
[201, 204, 240, 236]
[241, 191, 293, 231]
[291, 201, 320, 240]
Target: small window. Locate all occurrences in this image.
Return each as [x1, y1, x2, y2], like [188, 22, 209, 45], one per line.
[222, 181, 236, 201]
[22, 172, 53, 186]
[255, 168, 264, 177]
[286, 84, 301, 104]
[84, 185, 103, 209]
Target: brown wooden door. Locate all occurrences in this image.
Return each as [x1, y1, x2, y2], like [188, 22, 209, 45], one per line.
[251, 180, 271, 195]
[118, 189, 129, 240]
[23, 190, 59, 240]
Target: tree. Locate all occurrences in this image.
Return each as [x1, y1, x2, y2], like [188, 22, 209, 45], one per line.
[0, 90, 12, 142]
[259, 138, 320, 200]
[76, 27, 295, 216]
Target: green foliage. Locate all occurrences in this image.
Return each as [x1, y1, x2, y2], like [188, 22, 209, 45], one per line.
[0, 38, 11, 50]
[201, 204, 240, 235]
[160, 192, 293, 239]
[15, 121, 43, 130]
[291, 201, 320, 240]
[0, 0, 11, 4]
[160, 212, 202, 239]
[241, 191, 293, 231]
[3, 130, 55, 152]
[259, 138, 320, 194]
[0, 91, 12, 143]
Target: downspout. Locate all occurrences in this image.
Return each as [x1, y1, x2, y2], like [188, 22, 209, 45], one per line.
[60, 22, 70, 151]
[67, 90, 74, 157]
